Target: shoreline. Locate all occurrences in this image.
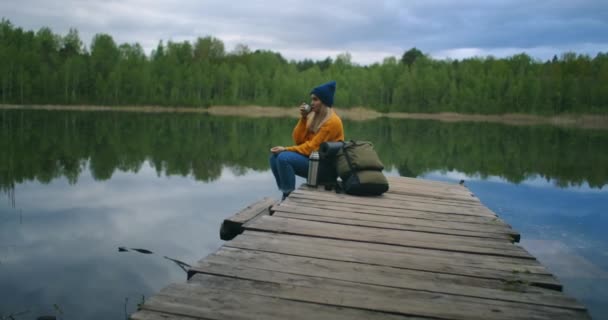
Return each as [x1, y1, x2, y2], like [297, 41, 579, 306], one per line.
[1, 104, 606, 130]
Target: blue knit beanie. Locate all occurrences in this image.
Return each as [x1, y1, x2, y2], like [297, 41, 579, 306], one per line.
[311, 80, 336, 107]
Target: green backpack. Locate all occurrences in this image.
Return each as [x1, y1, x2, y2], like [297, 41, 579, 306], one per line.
[335, 140, 389, 196]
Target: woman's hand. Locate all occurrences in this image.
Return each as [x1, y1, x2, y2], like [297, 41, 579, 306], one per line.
[299, 103, 310, 118]
[270, 146, 286, 153]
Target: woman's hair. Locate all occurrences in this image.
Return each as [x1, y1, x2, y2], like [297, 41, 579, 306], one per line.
[307, 106, 332, 133]
[307, 80, 337, 133]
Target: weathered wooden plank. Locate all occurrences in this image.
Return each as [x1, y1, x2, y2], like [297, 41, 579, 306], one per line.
[272, 203, 520, 242]
[296, 184, 484, 208]
[273, 211, 515, 242]
[219, 197, 276, 240]
[386, 187, 480, 203]
[187, 273, 590, 320]
[244, 216, 532, 258]
[284, 197, 508, 225]
[192, 266, 589, 319]
[292, 187, 491, 215]
[247, 214, 514, 248]
[225, 232, 558, 289]
[273, 202, 516, 234]
[380, 188, 481, 205]
[289, 191, 497, 217]
[386, 175, 467, 189]
[386, 178, 470, 191]
[385, 179, 474, 191]
[380, 191, 483, 207]
[386, 188, 477, 203]
[241, 230, 545, 271]
[386, 177, 475, 195]
[144, 284, 419, 320]
[386, 175, 455, 184]
[189, 248, 581, 311]
[303, 183, 480, 205]
[190, 262, 561, 302]
[130, 309, 205, 320]
[298, 189, 487, 214]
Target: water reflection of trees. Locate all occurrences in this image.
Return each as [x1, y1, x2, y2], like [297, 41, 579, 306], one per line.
[351, 119, 608, 188]
[1, 110, 606, 191]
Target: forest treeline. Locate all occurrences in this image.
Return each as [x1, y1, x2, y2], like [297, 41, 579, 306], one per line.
[1, 19, 607, 114]
[2, 110, 607, 191]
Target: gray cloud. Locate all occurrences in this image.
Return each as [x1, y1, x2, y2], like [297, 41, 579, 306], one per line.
[1, 0, 607, 64]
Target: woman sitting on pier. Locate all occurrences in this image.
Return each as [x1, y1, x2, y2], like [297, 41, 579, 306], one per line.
[269, 80, 345, 200]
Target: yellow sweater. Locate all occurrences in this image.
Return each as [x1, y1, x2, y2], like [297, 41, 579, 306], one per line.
[286, 110, 345, 156]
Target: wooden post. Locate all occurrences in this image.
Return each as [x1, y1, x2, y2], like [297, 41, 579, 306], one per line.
[219, 197, 277, 241]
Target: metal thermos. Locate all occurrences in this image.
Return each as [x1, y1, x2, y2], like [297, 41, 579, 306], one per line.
[307, 151, 320, 187]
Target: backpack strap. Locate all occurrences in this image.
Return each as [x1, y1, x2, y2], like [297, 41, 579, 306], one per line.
[343, 141, 356, 173]
[341, 140, 361, 188]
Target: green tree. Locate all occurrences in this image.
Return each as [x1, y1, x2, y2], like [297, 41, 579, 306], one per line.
[90, 33, 119, 103]
[401, 47, 424, 69]
[0, 22, 606, 115]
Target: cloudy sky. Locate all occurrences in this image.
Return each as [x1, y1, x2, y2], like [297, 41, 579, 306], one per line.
[1, 0, 607, 64]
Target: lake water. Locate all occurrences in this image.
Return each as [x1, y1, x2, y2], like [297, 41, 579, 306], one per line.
[1, 110, 607, 319]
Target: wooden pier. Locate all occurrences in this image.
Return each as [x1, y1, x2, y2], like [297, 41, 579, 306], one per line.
[131, 176, 591, 320]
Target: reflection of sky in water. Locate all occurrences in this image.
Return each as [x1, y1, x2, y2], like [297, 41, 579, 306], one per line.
[0, 162, 280, 319]
[422, 169, 608, 319]
[1, 164, 606, 319]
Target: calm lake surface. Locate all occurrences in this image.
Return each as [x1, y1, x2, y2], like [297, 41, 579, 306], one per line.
[1, 109, 607, 319]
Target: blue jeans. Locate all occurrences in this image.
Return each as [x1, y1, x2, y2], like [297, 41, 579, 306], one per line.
[269, 151, 309, 194]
